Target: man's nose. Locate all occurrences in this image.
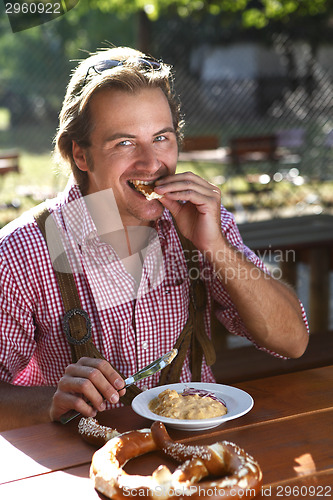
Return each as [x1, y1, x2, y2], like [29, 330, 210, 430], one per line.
[135, 144, 161, 170]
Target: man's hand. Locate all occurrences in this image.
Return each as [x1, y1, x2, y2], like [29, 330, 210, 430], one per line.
[155, 172, 222, 253]
[50, 357, 126, 422]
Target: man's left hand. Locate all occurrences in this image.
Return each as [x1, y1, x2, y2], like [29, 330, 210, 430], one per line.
[155, 172, 222, 253]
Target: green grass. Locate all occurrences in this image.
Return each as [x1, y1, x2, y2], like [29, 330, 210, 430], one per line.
[1, 150, 332, 229]
[0, 152, 68, 227]
[0, 109, 10, 131]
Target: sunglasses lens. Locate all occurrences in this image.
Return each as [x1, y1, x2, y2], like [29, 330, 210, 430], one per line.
[138, 58, 161, 70]
[83, 57, 162, 87]
[95, 58, 161, 74]
[94, 60, 123, 73]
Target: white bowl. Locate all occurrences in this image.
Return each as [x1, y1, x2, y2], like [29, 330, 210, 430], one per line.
[132, 382, 253, 431]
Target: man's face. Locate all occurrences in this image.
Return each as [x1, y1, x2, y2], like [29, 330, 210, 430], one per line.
[73, 87, 178, 226]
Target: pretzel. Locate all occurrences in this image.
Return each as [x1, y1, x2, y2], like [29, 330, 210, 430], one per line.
[78, 417, 120, 447]
[89, 420, 262, 499]
[130, 180, 163, 201]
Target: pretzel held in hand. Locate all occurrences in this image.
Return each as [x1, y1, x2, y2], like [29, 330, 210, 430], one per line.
[89, 420, 262, 499]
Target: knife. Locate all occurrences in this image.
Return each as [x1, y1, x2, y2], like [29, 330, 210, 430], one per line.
[60, 348, 178, 424]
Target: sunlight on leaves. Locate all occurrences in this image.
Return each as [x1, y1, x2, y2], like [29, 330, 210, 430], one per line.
[243, 9, 268, 28]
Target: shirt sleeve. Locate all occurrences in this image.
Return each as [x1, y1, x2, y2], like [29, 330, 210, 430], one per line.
[0, 254, 37, 383]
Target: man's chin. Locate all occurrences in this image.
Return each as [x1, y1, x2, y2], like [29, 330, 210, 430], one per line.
[122, 202, 165, 226]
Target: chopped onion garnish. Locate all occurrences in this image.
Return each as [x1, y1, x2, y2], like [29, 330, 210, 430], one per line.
[182, 387, 227, 408]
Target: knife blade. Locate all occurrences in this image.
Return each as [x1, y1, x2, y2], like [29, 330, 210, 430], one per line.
[60, 348, 178, 424]
[124, 348, 178, 387]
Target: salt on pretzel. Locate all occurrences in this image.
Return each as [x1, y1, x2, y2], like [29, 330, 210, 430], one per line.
[78, 417, 120, 447]
[88, 419, 262, 499]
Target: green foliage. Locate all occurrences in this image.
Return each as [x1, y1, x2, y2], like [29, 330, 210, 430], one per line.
[242, 0, 329, 28]
[0, 7, 138, 127]
[82, 0, 332, 27]
[0, 0, 332, 134]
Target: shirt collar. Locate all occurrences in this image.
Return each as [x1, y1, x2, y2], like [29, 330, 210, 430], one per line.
[59, 182, 97, 247]
[59, 181, 174, 248]
[153, 210, 173, 247]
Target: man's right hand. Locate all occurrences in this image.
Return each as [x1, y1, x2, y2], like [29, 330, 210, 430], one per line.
[50, 357, 126, 422]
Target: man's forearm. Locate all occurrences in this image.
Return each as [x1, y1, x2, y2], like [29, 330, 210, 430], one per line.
[0, 381, 56, 431]
[210, 238, 308, 358]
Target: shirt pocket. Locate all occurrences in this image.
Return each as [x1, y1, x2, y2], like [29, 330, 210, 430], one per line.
[161, 275, 190, 329]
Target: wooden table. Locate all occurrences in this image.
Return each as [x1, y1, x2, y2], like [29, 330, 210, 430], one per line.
[1, 366, 332, 499]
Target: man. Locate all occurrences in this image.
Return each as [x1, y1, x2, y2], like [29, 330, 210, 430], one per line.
[0, 47, 308, 430]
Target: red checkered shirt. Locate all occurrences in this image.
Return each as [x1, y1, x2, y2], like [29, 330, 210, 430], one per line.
[0, 182, 308, 402]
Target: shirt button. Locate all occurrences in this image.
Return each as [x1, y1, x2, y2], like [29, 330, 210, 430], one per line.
[142, 341, 149, 350]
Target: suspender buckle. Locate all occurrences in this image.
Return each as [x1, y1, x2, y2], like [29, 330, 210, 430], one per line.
[63, 308, 92, 345]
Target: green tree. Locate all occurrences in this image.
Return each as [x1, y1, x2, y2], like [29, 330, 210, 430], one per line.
[0, 7, 138, 126]
[1, 0, 332, 128]
[83, 0, 333, 59]
[85, 0, 332, 27]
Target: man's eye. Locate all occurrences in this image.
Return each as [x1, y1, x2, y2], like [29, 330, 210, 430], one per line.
[118, 140, 132, 147]
[154, 135, 167, 142]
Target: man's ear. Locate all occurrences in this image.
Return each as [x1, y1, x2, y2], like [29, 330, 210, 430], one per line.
[72, 141, 89, 172]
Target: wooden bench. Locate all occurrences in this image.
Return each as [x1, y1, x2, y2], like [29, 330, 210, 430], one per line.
[211, 213, 333, 383]
[181, 135, 220, 152]
[223, 135, 281, 203]
[178, 135, 230, 164]
[238, 214, 333, 333]
[178, 132, 303, 175]
[229, 135, 279, 173]
[212, 330, 333, 384]
[0, 150, 20, 176]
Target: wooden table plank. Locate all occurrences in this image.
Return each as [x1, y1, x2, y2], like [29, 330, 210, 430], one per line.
[2, 410, 332, 499]
[0, 464, 100, 500]
[0, 422, 93, 484]
[258, 471, 333, 499]
[236, 366, 333, 422]
[1, 466, 332, 500]
[0, 409, 150, 484]
[169, 366, 333, 442]
[193, 408, 333, 488]
[1, 366, 332, 490]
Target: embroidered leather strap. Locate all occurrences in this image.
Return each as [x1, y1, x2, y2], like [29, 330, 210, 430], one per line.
[159, 219, 216, 384]
[33, 202, 141, 405]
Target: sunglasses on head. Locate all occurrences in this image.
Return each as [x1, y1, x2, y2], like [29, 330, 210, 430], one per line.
[82, 57, 162, 87]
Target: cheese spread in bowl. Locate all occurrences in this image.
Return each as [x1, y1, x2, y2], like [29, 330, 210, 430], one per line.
[148, 388, 227, 420]
[132, 382, 254, 431]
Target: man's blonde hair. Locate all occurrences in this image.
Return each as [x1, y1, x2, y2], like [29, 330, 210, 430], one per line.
[54, 46, 183, 192]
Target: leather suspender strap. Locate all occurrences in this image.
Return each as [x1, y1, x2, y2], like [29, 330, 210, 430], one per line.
[33, 202, 141, 405]
[159, 220, 216, 384]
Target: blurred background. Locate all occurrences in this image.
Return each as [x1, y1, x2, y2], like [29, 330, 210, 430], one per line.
[0, 0, 333, 337]
[0, 0, 333, 218]
[1, 1, 333, 213]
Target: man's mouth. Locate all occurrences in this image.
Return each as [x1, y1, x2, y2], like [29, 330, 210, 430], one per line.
[128, 179, 163, 201]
